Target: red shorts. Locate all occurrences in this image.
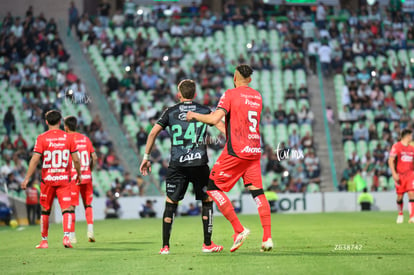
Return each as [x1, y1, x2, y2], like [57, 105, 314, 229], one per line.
[40, 182, 72, 211]
[396, 171, 414, 195]
[210, 152, 262, 192]
[71, 180, 94, 206]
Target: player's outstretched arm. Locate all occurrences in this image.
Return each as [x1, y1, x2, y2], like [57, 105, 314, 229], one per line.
[187, 109, 226, 126]
[140, 124, 163, 176]
[388, 155, 399, 182]
[21, 153, 41, 190]
[215, 120, 226, 135]
[72, 151, 82, 185]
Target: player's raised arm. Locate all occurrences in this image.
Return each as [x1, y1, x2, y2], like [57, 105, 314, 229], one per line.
[21, 153, 41, 190]
[140, 123, 163, 176]
[187, 109, 226, 126]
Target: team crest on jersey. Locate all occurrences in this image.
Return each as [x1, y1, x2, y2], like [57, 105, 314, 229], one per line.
[178, 112, 187, 121]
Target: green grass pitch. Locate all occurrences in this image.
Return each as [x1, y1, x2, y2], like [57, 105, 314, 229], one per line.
[1, 212, 413, 274]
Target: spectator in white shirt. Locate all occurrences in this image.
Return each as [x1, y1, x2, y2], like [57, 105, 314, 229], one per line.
[289, 129, 300, 148]
[10, 18, 23, 38]
[77, 15, 91, 39]
[70, 78, 87, 104]
[354, 122, 369, 141]
[170, 22, 183, 37]
[112, 10, 125, 28]
[318, 43, 331, 76]
[316, 2, 326, 29]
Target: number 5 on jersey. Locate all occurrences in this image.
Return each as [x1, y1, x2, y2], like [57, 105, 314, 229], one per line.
[248, 111, 258, 133]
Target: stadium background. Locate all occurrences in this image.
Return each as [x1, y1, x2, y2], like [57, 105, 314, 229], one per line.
[0, 0, 413, 223]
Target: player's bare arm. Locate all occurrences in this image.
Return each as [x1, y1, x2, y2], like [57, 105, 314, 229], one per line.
[187, 109, 226, 125]
[388, 155, 399, 182]
[140, 124, 163, 176]
[215, 120, 226, 135]
[72, 151, 82, 185]
[21, 153, 41, 190]
[90, 152, 98, 171]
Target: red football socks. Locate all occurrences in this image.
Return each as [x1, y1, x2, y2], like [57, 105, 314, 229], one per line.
[255, 194, 272, 241]
[63, 212, 72, 233]
[85, 207, 94, 224]
[70, 212, 76, 232]
[207, 190, 244, 234]
[41, 214, 49, 239]
[410, 200, 414, 218]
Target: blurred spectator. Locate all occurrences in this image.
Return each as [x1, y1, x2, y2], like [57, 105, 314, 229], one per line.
[25, 181, 39, 225]
[68, 1, 79, 35]
[358, 188, 374, 211]
[318, 42, 331, 76]
[98, 0, 111, 28]
[14, 133, 28, 150]
[136, 127, 148, 153]
[105, 191, 121, 218]
[3, 106, 16, 136]
[139, 200, 156, 218]
[354, 122, 369, 141]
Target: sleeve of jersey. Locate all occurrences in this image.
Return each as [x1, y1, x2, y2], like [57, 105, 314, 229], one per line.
[216, 91, 230, 114]
[389, 145, 398, 157]
[156, 108, 169, 129]
[33, 136, 43, 155]
[70, 137, 78, 154]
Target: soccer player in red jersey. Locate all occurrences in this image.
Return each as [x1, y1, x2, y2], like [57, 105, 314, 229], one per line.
[388, 129, 414, 224]
[21, 110, 82, 248]
[187, 64, 273, 252]
[64, 116, 98, 243]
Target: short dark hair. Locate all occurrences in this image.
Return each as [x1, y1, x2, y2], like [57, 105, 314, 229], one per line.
[401, 128, 412, 139]
[64, 116, 78, 131]
[45, 110, 62, 126]
[178, 79, 196, 99]
[236, 64, 253, 79]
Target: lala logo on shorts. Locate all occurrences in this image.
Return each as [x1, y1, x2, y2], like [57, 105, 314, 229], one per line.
[179, 152, 201, 162]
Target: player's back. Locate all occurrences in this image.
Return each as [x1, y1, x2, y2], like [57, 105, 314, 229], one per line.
[157, 101, 211, 167]
[390, 141, 414, 174]
[70, 132, 94, 183]
[218, 86, 262, 160]
[34, 129, 74, 185]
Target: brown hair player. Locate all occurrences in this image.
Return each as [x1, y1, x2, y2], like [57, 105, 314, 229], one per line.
[388, 128, 414, 224]
[21, 110, 82, 248]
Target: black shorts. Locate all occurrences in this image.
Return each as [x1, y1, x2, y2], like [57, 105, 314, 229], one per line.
[165, 164, 210, 202]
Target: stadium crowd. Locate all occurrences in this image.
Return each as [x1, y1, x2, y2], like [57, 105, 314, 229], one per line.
[0, 8, 124, 197]
[321, 2, 414, 191]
